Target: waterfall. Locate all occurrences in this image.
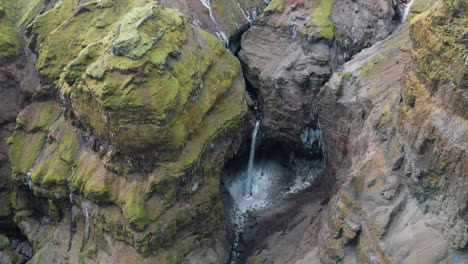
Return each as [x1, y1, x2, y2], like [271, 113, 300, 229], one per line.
[215, 31, 229, 47]
[291, 25, 297, 40]
[200, 0, 215, 23]
[82, 202, 90, 246]
[238, 3, 252, 24]
[402, 0, 415, 22]
[25, 170, 33, 190]
[244, 120, 261, 197]
[199, 0, 230, 47]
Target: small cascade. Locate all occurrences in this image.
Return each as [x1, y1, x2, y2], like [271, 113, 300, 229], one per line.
[199, 0, 230, 47]
[68, 166, 75, 204]
[200, 0, 215, 22]
[215, 31, 229, 47]
[402, 0, 415, 22]
[244, 120, 261, 197]
[238, 3, 252, 24]
[81, 201, 90, 247]
[291, 25, 297, 40]
[238, 4, 259, 27]
[300, 106, 325, 159]
[24, 170, 33, 190]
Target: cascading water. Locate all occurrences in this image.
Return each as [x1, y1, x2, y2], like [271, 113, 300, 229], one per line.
[82, 202, 90, 247]
[402, 0, 415, 22]
[222, 108, 326, 263]
[244, 120, 261, 197]
[198, 0, 229, 47]
[200, 0, 215, 22]
[24, 170, 33, 190]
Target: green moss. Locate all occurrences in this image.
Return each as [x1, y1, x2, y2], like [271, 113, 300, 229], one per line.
[30, 145, 70, 188]
[264, 0, 285, 13]
[210, 0, 266, 37]
[9, 131, 46, 175]
[410, 0, 437, 19]
[124, 190, 148, 231]
[358, 55, 388, 77]
[21, 102, 61, 132]
[350, 174, 365, 196]
[15, 115, 27, 129]
[0, 0, 20, 62]
[48, 199, 60, 221]
[163, 183, 177, 208]
[310, 0, 336, 40]
[36, 252, 45, 264]
[340, 192, 361, 211]
[85, 248, 97, 259]
[112, 6, 159, 59]
[29, 0, 128, 82]
[0, 194, 12, 219]
[0, 234, 10, 249]
[15, 0, 46, 27]
[10, 190, 28, 211]
[64, 43, 104, 85]
[72, 152, 109, 201]
[48, 117, 79, 164]
[341, 72, 352, 81]
[374, 102, 391, 129]
[66, 5, 246, 157]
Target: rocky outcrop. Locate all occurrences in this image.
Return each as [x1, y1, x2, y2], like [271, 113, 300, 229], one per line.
[159, 0, 267, 50]
[238, 0, 401, 147]
[0, 0, 466, 263]
[239, 0, 467, 263]
[3, 0, 255, 263]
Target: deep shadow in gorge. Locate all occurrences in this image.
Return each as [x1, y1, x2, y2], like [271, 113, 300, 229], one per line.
[220, 139, 329, 263]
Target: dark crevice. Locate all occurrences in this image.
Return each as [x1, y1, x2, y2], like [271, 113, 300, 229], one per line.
[221, 138, 326, 263]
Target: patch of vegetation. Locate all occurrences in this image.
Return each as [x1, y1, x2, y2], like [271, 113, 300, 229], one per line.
[310, 0, 336, 40]
[264, 0, 285, 13]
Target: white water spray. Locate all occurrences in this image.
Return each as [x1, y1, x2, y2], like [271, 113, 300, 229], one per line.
[402, 0, 415, 22]
[244, 120, 261, 197]
[238, 3, 252, 24]
[82, 202, 90, 245]
[199, 0, 230, 47]
[25, 171, 33, 190]
[200, 0, 215, 22]
[291, 26, 297, 40]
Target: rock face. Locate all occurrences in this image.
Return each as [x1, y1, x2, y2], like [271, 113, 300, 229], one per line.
[238, 0, 400, 147]
[0, 0, 466, 263]
[238, 0, 467, 263]
[2, 0, 255, 263]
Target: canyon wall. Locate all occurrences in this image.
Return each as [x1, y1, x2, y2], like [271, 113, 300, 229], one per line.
[0, 0, 466, 263]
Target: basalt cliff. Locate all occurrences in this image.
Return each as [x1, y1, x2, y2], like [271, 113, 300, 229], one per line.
[0, 0, 466, 263]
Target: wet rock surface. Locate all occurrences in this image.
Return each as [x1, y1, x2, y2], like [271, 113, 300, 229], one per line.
[238, 0, 401, 146]
[233, 0, 467, 263]
[0, 0, 466, 263]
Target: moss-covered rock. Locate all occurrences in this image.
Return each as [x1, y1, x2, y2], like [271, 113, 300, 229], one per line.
[0, 0, 21, 62]
[0, 234, 10, 250]
[8, 102, 79, 199]
[264, 0, 285, 13]
[309, 0, 336, 40]
[8, 0, 248, 262]
[409, 0, 467, 116]
[123, 189, 148, 231]
[47, 199, 60, 221]
[30, 3, 246, 158]
[71, 151, 110, 202]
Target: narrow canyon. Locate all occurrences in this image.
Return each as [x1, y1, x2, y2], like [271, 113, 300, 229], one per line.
[0, 0, 466, 263]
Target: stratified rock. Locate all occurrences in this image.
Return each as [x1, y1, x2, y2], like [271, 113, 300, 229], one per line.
[7, 1, 250, 263]
[239, 0, 399, 147]
[239, 0, 467, 263]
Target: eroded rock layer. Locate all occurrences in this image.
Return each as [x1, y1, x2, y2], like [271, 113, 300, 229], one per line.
[0, 0, 466, 263]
